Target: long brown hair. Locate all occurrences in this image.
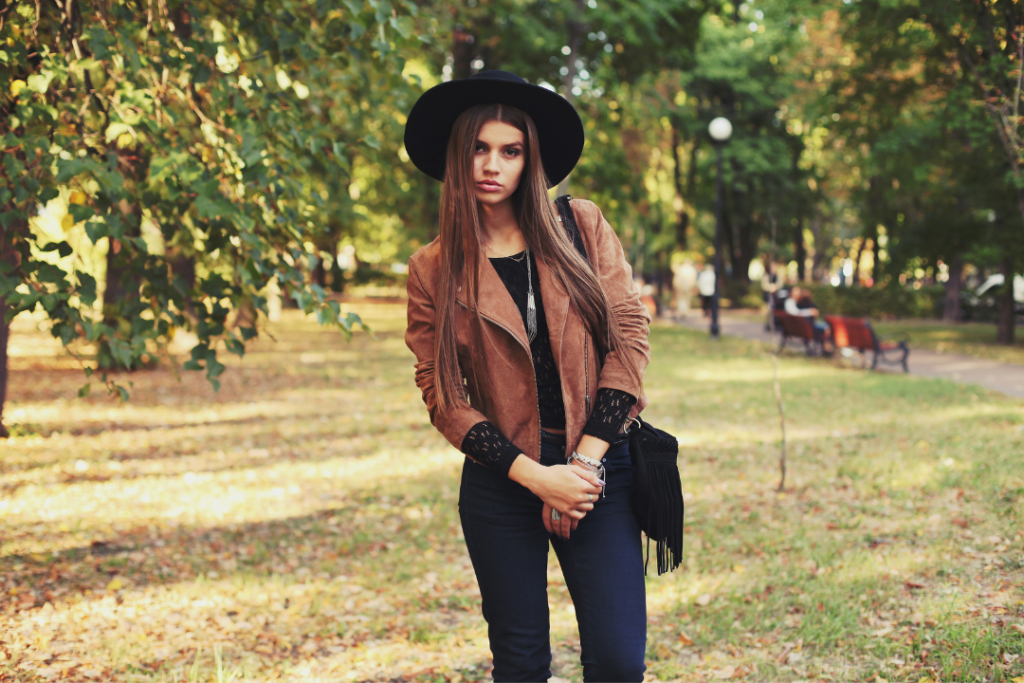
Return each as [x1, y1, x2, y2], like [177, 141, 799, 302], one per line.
[433, 103, 636, 412]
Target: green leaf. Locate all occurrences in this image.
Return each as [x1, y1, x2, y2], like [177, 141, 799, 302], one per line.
[84, 220, 108, 244]
[27, 70, 55, 94]
[40, 241, 74, 258]
[55, 158, 92, 183]
[225, 337, 245, 357]
[194, 63, 212, 84]
[77, 383, 91, 398]
[239, 326, 258, 341]
[68, 204, 95, 223]
[39, 187, 59, 203]
[389, 15, 414, 39]
[104, 122, 132, 144]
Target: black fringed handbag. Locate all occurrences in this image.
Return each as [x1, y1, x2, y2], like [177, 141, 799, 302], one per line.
[624, 416, 684, 575]
[554, 195, 685, 576]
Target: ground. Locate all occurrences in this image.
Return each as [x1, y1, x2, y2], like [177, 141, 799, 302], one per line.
[1, 304, 1023, 682]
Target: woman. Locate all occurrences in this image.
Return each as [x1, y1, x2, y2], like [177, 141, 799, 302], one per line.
[403, 70, 651, 682]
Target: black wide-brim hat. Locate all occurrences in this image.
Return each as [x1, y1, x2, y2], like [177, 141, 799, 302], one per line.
[404, 70, 585, 189]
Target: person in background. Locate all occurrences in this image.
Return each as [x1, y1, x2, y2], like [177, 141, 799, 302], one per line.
[697, 263, 716, 318]
[784, 286, 829, 346]
[762, 263, 786, 331]
[672, 258, 698, 319]
[639, 282, 659, 319]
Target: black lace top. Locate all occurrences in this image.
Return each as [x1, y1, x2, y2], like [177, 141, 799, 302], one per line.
[459, 251, 637, 477]
[489, 251, 565, 430]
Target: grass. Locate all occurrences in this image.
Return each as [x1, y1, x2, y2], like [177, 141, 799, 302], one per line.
[719, 308, 1024, 365]
[1, 304, 1022, 682]
[872, 319, 1024, 366]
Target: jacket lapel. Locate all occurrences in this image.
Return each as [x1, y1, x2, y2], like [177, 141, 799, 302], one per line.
[536, 255, 570, 366]
[455, 251, 531, 351]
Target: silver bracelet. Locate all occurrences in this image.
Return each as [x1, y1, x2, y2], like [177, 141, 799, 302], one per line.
[569, 451, 604, 470]
[567, 452, 607, 499]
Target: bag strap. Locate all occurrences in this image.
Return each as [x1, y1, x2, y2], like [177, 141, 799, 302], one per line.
[554, 194, 588, 264]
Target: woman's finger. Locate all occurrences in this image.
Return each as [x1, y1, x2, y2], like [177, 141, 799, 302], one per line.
[558, 513, 573, 539]
[568, 464, 605, 490]
[542, 503, 554, 535]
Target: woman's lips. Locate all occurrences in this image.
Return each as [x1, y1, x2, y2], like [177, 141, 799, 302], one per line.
[477, 181, 502, 192]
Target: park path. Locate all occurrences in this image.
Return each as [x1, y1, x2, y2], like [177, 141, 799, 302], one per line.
[676, 313, 1024, 400]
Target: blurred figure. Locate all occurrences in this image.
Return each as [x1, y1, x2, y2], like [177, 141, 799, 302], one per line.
[697, 263, 716, 317]
[785, 286, 828, 344]
[639, 282, 659, 319]
[671, 259, 698, 318]
[762, 263, 788, 331]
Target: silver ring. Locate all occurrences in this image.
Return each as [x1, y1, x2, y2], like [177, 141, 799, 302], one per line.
[551, 509, 562, 521]
[587, 493, 594, 503]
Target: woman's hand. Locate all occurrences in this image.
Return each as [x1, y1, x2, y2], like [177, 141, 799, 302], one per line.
[542, 502, 579, 539]
[508, 457, 603, 539]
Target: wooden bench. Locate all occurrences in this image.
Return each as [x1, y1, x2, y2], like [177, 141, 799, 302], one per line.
[824, 315, 910, 372]
[774, 312, 824, 356]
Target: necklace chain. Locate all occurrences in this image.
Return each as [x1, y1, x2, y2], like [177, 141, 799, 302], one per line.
[484, 242, 536, 343]
[485, 243, 527, 262]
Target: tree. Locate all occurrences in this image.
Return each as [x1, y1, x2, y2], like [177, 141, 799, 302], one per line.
[826, 0, 1024, 342]
[0, 0, 426, 436]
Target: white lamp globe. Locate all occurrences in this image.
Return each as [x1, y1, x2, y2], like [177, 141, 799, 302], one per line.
[708, 117, 733, 142]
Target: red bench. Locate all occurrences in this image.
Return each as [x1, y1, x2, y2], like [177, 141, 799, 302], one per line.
[824, 315, 910, 372]
[774, 312, 825, 356]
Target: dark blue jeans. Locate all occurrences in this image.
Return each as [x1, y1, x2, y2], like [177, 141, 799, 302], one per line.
[458, 432, 647, 682]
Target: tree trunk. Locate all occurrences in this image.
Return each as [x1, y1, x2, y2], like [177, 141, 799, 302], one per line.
[737, 216, 757, 283]
[0, 295, 9, 438]
[851, 236, 865, 286]
[996, 258, 1016, 344]
[671, 126, 688, 250]
[312, 257, 326, 288]
[100, 204, 145, 370]
[810, 215, 825, 282]
[451, 25, 475, 80]
[943, 256, 964, 322]
[795, 218, 806, 281]
[556, 0, 587, 197]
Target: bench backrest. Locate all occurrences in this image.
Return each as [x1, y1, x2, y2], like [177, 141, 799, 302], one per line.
[825, 315, 876, 350]
[778, 313, 814, 338]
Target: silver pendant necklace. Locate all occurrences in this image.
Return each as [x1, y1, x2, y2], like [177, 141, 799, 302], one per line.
[525, 247, 537, 343]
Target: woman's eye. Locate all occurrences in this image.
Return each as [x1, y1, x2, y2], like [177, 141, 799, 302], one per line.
[505, 148, 520, 157]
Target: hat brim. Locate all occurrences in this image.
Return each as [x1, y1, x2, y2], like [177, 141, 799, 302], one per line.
[403, 76, 584, 189]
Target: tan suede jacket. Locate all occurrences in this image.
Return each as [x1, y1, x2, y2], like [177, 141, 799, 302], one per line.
[404, 198, 651, 463]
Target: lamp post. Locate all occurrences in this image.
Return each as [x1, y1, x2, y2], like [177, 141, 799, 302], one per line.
[708, 116, 732, 338]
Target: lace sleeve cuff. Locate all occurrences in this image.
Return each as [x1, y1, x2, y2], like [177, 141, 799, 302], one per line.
[582, 388, 637, 442]
[460, 421, 524, 478]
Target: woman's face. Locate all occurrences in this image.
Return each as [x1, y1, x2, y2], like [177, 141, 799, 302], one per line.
[473, 119, 526, 208]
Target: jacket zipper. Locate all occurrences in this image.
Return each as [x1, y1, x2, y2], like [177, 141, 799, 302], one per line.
[584, 330, 590, 416]
[458, 300, 543, 460]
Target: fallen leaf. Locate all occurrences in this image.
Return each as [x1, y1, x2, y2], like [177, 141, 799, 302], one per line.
[697, 594, 712, 606]
[679, 632, 694, 646]
[905, 581, 925, 590]
[106, 578, 122, 591]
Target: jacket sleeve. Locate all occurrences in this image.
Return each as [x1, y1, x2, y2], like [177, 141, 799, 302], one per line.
[404, 256, 495, 454]
[583, 201, 651, 398]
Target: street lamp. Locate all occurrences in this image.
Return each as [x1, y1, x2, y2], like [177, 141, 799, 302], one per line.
[708, 116, 732, 338]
